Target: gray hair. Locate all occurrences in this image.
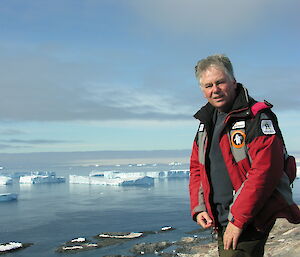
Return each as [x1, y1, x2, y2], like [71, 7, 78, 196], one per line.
[195, 54, 235, 84]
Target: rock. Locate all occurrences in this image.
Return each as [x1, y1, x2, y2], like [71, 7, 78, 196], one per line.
[264, 218, 300, 257]
[168, 218, 300, 257]
[103, 255, 134, 257]
[130, 241, 172, 254]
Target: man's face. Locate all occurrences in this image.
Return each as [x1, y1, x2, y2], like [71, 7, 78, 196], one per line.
[200, 66, 237, 112]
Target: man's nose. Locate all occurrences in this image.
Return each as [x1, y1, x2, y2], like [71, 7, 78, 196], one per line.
[211, 84, 220, 93]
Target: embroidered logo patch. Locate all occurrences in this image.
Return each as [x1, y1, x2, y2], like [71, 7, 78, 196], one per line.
[231, 130, 246, 148]
[261, 120, 276, 135]
[232, 120, 245, 129]
[198, 123, 205, 132]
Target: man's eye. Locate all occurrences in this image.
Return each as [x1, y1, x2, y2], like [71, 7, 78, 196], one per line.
[216, 80, 225, 85]
[205, 84, 212, 88]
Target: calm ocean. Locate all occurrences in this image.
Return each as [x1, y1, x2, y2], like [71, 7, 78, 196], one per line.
[1, 163, 300, 257]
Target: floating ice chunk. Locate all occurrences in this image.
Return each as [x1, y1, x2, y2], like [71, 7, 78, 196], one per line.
[0, 193, 18, 202]
[20, 172, 65, 184]
[0, 176, 13, 185]
[69, 175, 154, 186]
[0, 242, 22, 252]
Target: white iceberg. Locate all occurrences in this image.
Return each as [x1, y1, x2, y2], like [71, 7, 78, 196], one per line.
[0, 193, 18, 202]
[89, 169, 189, 179]
[0, 176, 13, 185]
[69, 174, 154, 186]
[70, 169, 189, 186]
[159, 169, 190, 178]
[19, 172, 65, 184]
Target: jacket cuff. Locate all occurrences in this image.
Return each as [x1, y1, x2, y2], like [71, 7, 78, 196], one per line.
[229, 216, 246, 229]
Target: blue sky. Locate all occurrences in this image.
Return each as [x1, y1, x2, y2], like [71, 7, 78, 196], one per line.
[0, 0, 300, 154]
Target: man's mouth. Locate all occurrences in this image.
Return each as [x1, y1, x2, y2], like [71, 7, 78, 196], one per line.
[213, 96, 223, 100]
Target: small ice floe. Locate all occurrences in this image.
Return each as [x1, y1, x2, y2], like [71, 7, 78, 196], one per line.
[0, 176, 13, 185]
[0, 242, 22, 252]
[99, 232, 143, 239]
[0, 193, 18, 202]
[71, 237, 86, 243]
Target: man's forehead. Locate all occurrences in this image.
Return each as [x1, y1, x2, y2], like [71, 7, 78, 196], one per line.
[201, 67, 227, 83]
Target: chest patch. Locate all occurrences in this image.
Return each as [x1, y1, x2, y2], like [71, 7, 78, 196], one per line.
[261, 120, 276, 135]
[232, 120, 245, 129]
[198, 123, 205, 132]
[231, 130, 246, 148]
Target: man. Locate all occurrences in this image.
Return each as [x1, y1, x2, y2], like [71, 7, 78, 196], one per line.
[189, 54, 300, 257]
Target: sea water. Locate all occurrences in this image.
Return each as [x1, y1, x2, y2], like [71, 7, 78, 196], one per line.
[0, 163, 300, 257]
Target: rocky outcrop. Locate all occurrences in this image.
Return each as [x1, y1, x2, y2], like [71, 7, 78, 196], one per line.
[161, 218, 300, 257]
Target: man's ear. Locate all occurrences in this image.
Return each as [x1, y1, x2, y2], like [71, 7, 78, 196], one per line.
[233, 79, 237, 89]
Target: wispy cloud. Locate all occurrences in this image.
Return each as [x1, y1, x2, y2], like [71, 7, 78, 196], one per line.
[0, 129, 26, 135]
[1, 139, 74, 144]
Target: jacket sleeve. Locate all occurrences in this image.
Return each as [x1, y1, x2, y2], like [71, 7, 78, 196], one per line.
[189, 139, 206, 221]
[229, 116, 284, 229]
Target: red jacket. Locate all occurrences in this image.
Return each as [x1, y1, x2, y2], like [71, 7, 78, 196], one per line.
[189, 84, 300, 231]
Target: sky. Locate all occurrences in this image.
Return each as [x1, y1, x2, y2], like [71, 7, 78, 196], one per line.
[0, 0, 300, 157]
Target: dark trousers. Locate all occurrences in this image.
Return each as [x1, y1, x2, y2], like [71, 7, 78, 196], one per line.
[217, 224, 273, 257]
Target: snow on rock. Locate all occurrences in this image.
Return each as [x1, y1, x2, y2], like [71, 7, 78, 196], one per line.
[99, 232, 143, 239]
[71, 238, 86, 243]
[62, 245, 84, 251]
[161, 226, 173, 231]
[0, 176, 13, 185]
[0, 242, 22, 252]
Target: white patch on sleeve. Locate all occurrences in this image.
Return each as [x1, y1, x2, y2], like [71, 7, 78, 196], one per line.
[261, 120, 276, 135]
[232, 120, 245, 129]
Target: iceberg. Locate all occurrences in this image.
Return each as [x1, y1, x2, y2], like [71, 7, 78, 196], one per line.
[19, 171, 65, 184]
[89, 169, 189, 179]
[0, 193, 18, 202]
[69, 169, 189, 186]
[0, 176, 13, 185]
[159, 169, 190, 178]
[70, 174, 154, 186]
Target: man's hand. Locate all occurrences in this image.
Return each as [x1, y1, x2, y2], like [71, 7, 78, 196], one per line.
[196, 212, 213, 229]
[223, 222, 242, 250]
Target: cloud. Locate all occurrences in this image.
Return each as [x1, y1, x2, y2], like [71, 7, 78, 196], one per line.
[0, 0, 299, 124]
[1, 139, 74, 144]
[0, 129, 26, 135]
[0, 45, 197, 122]
[129, 0, 280, 37]
[0, 144, 31, 150]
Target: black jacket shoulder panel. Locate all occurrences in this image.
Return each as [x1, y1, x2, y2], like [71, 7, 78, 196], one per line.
[245, 108, 283, 144]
